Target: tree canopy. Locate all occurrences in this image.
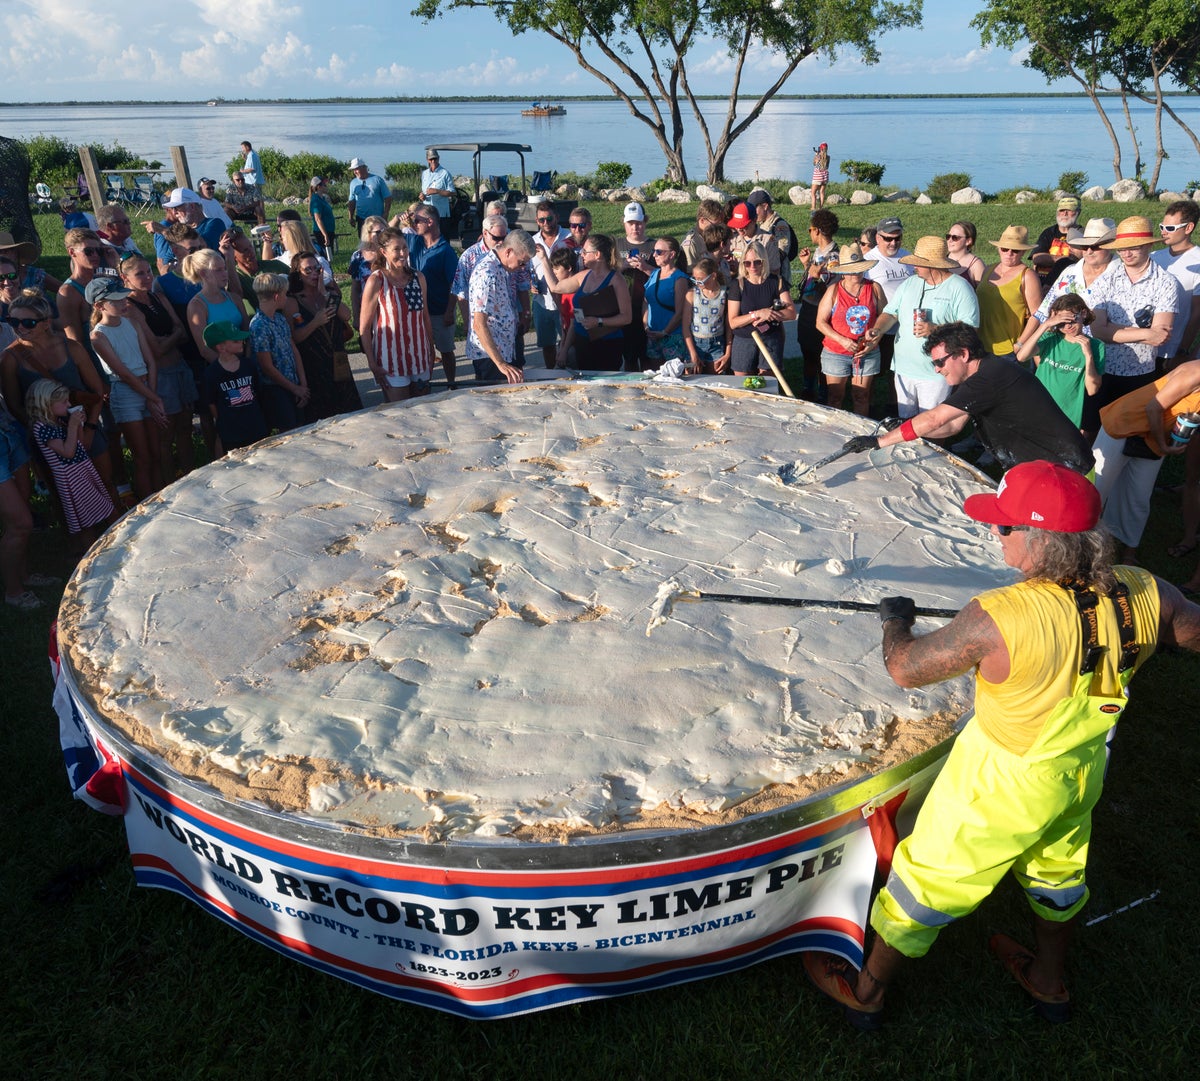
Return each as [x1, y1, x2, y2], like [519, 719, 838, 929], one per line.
[974, 0, 1200, 188]
[413, 0, 922, 184]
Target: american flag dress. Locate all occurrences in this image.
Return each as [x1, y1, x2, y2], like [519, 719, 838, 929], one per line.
[372, 270, 433, 380]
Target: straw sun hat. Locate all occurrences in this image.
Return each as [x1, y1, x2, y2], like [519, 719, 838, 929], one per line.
[830, 244, 876, 274]
[989, 225, 1034, 251]
[1101, 216, 1156, 250]
[898, 236, 958, 270]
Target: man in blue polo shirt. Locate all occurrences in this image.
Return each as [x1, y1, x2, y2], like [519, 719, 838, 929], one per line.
[347, 158, 391, 230]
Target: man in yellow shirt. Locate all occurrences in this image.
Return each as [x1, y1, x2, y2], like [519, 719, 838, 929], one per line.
[803, 461, 1200, 1029]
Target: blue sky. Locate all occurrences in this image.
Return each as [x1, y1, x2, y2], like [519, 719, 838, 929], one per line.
[3, 0, 1059, 102]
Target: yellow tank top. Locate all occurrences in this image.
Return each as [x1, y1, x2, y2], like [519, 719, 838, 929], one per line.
[976, 269, 1029, 356]
[973, 567, 1160, 755]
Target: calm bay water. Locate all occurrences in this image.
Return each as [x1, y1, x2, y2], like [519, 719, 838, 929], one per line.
[2, 97, 1198, 193]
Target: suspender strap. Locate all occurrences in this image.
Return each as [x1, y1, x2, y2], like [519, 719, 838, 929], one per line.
[1109, 581, 1140, 673]
[1065, 581, 1138, 677]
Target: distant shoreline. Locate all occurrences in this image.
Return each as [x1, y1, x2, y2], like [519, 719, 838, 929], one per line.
[0, 92, 1130, 108]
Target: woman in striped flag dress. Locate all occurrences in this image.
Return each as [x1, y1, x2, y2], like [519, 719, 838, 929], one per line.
[360, 228, 435, 402]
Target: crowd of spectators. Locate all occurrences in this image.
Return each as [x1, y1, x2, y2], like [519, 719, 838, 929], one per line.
[3, 143, 1199, 611]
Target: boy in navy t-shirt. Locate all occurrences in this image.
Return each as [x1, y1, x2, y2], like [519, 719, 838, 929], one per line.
[202, 321, 267, 454]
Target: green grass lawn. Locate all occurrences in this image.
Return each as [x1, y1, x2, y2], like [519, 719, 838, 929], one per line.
[7, 198, 1200, 1079]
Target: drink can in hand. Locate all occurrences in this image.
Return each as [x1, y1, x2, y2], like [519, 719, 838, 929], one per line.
[1170, 413, 1200, 446]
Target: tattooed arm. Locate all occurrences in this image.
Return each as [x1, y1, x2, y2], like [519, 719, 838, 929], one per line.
[881, 599, 1009, 689]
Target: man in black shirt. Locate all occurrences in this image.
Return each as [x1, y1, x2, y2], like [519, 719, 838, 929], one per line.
[1032, 196, 1080, 284]
[842, 323, 1095, 474]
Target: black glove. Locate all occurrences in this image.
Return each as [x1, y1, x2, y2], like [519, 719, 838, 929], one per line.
[879, 596, 916, 627]
[878, 416, 903, 432]
[842, 435, 880, 454]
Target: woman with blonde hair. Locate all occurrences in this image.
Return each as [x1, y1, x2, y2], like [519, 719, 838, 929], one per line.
[727, 239, 795, 375]
[265, 215, 334, 284]
[183, 249, 247, 367]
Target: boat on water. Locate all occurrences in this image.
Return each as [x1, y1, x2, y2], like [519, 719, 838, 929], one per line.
[521, 102, 566, 117]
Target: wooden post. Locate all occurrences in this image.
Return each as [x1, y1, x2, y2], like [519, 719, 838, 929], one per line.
[77, 147, 104, 213]
[170, 146, 191, 192]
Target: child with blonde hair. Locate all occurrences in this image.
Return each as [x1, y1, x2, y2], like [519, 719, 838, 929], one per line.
[24, 378, 114, 545]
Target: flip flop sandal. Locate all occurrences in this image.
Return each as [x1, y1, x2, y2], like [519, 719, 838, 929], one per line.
[802, 951, 884, 1032]
[988, 933, 1071, 1023]
[1167, 541, 1198, 559]
[24, 572, 60, 588]
[4, 591, 42, 611]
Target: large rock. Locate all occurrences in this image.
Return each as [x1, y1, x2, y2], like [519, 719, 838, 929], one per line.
[850, 190, 876, 205]
[950, 186, 984, 205]
[577, 188, 595, 202]
[1158, 190, 1188, 203]
[1082, 185, 1109, 201]
[788, 185, 810, 206]
[915, 192, 932, 205]
[696, 183, 732, 204]
[1014, 190, 1041, 204]
[555, 183, 578, 198]
[626, 186, 648, 203]
[1110, 178, 1145, 202]
[656, 188, 692, 204]
[826, 194, 845, 206]
[883, 190, 913, 203]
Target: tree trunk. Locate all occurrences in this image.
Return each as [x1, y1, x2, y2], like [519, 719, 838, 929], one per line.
[1083, 86, 1124, 182]
[1118, 88, 1143, 181]
[1147, 66, 1166, 195]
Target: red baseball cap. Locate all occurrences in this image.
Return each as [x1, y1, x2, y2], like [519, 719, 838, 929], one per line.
[963, 461, 1100, 533]
[727, 203, 753, 230]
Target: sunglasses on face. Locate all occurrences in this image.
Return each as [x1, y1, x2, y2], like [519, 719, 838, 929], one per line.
[930, 353, 951, 369]
[945, 233, 965, 241]
[878, 234, 901, 243]
[78, 246, 103, 258]
[1160, 222, 1189, 233]
[996, 524, 1029, 536]
[569, 222, 588, 229]
[0, 270, 18, 282]
[653, 248, 673, 255]
[743, 258, 763, 267]
[537, 216, 555, 223]
[8, 315, 47, 328]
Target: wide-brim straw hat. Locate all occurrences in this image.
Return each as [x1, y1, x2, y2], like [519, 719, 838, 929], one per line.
[1101, 216, 1156, 250]
[899, 236, 958, 270]
[989, 225, 1034, 251]
[0, 230, 37, 263]
[830, 243, 876, 274]
[1065, 217, 1117, 248]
